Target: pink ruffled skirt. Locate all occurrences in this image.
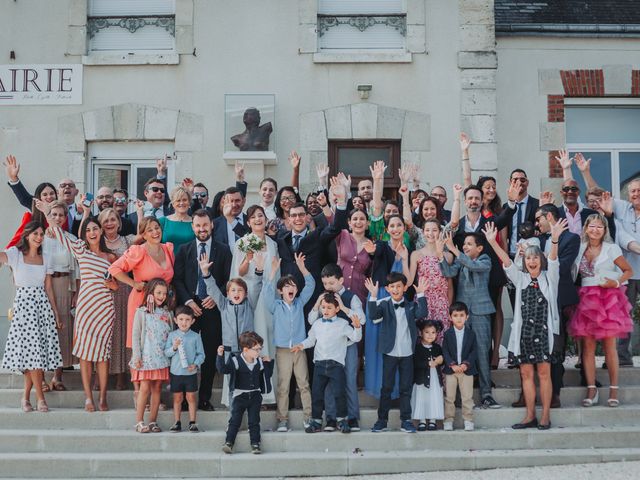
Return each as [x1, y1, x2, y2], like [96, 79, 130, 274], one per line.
[569, 286, 633, 340]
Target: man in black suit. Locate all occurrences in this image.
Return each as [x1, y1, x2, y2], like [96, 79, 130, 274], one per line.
[536, 204, 580, 407]
[173, 209, 232, 411]
[504, 169, 540, 258]
[212, 186, 248, 247]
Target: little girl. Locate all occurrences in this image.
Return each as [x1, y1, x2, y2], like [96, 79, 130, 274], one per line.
[130, 278, 174, 433]
[411, 320, 445, 431]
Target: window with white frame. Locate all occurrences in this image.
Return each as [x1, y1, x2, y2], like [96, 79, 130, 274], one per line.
[88, 0, 176, 53]
[89, 142, 175, 214]
[317, 0, 406, 51]
[566, 105, 640, 199]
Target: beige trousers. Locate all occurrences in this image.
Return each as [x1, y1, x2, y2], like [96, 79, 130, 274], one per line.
[444, 373, 474, 422]
[275, 347, 312, 422]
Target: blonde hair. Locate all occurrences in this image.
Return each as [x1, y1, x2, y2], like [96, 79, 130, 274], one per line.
[170, 186, 192, 206]
[48, 200, 67, 214]
[97, 208, 122, 230]
[581, 213, 612, 245]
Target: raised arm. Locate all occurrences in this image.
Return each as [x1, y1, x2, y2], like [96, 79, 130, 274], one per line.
[555, 149, 574, 181]
[574, 153, 597, 190]
[370, 160, 386, 218]
[482, 222, 512, 267]
[449, 183, 463, 229]
[460, 133, 472, 188]
[289, 151, 301, 190]
[3, 155, 35, 211]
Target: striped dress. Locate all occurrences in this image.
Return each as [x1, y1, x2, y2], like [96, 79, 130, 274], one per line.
[50, 227, 115, 362]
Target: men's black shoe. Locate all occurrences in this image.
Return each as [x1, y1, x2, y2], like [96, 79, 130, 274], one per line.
[169, 421, 181, 433]
[324, 419, 337, 432]
[198, 400, 215, 411]
[348, 418, 360, 432]
[482, 395, 502, 409]
[619, 361, 634, 368]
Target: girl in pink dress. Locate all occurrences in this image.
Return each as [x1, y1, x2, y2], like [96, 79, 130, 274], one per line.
[407, 219, 453, 343]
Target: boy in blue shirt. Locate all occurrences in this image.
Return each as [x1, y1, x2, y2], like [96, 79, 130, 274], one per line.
[165, 305, 205, 433]
[263, 254, 315, 432]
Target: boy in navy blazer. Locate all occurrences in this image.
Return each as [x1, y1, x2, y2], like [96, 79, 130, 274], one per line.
[365, 273, 428, 433]
[442, 302, 478, 431]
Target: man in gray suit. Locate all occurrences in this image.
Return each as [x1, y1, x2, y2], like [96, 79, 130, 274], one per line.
[439, 232, 501, 409]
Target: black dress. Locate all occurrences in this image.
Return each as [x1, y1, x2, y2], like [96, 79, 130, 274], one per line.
[509, 279, 550, 365]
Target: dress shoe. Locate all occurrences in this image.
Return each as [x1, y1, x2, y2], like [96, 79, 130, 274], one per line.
[550, 394, 561, 409]
[537, 422, 551, 430]
[511, 393, 525, 408]
[198, 400, 215, 411]
[511, 418, 538, 429]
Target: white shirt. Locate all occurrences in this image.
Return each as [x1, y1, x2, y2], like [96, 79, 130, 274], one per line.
[388, 300, 413, 358]
[307, 287, 366, 346]
[301, 317, 362, 365]
[454, 326, 465, 365]
[464, 215, 481, 233]
[142, 201, 165, 219]
[510, 195, 530, 254]
[226, 216, 243, 247]
[262, 203, 276, 221]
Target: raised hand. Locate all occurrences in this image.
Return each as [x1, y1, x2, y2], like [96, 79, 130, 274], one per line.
[415, 276, 428, 294]
[599, 191, 614, 216]
[350, 313, 361, 329]
[550, 218, 568, 242]
[3, 155, 20, 182]
[294, 252, 307, 271]
[574, 153, 591, 173]
[234, 161, 245, 182]
[198, 252, 213, 276]
[336, 171, 352, 193]
[181, 177, 195, 193]
[452, 183, 463, 198]
[394, 243, 409, 261]
[270, 257, 281, 280]
[399, 185, 410, 200]
[316, 164, 330, 184]
[540, 191, 554, 206]
[217, 345, 225, 356]
[507, 180, 520, 203]
[443, 231, 455, 251]
[34, 199, 48, 214]
[435, 234, 446, 257]
[135, 199, 145, 213]
[316, 191, 328, 208]
[156, 156, 168, 176]
[554, 149, 572, 170]
[364, 277, 379, 297]
[460, 132, 471, 153]
[289, 151, 301, 170]
[363, 239, 376, 255]
[222, 200, 233, 218]
[398, 163, 413, 186]
[482, 222, 498, 242]
[370, 160, 387, 181]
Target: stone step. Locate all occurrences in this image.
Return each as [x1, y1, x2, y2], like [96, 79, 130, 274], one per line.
[0, 448, 639, 478]
[1, 385, 637, 409]
[0, 426, 637, 454]
[0, 405, 638, 431]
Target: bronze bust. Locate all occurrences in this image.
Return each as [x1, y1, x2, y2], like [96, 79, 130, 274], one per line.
[230, 107, 273, 151]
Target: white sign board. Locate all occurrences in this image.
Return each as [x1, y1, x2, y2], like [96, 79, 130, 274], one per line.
[0, 64, 83, 105]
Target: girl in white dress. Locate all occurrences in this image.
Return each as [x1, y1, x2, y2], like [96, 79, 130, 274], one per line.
[411, 320, 445, 431]
[229, 205, 280, 406]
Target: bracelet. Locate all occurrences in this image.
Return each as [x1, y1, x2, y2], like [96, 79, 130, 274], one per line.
[615, 280, 620, 288]
[551, 240, 558, 244]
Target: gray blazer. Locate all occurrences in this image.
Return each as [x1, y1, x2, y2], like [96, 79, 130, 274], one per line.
[440, 253, 495, 316]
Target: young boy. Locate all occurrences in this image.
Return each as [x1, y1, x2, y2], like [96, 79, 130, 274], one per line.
[263, 253, 315, 432]
[293, 293, 362, 434]
[439, 231, 500, 409]
[165, 305, 206, 433]
[365, 273, 429, 433]
[441, 302, 478, 431]
[217, 331, 273, 454]
[308, 263, 365, 431]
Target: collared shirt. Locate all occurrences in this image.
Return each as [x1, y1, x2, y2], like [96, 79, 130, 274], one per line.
[510, 195, 530, 254]
[454, 326, 465, 365]
[291, 228, 308, 251]
[226, 216, 243, 246]
[387, 300, 413, 358]
[464, 215, 481, 233]
[613, 199, 640, 280]
[563, 204, 583, 236]
[143, 201, 165, 219]
[307, 287, 366, 346]
[301, 316, 362, 365]
[164, 329, 205, 376]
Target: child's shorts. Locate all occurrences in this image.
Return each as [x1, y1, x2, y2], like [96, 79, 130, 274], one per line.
[170, 373, 198, 393]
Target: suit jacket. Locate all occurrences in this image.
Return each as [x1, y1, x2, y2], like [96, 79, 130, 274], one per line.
[367, 295, 428, 355]
[173, 238, 232, 307]
[275, 207, 348, 298]
[557, 205, 616, 240]
[414, 342, 444, 388]
[539, 230, 580, 308]
[454, 205, 516, 288]
[442, 326, 478, 375]
[503, 195, 540, 247]
[212, 214, 249, 247]
[440, 253, 495, 315]
[128, 204, 172, 233]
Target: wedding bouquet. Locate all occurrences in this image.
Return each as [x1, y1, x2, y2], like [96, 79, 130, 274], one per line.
[237, 233, 266, 254]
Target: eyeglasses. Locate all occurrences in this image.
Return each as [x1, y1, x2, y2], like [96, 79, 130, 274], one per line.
[59, 183, 75, 189]
[281, 195, 296, 202]
[289, 212, 306, 218]
[562, 186, 579, 193]
[147, 187, 165, 193]
[96, 195, 113, 200]
[193, 192, 208, 198]
[587, 224, 605, 230]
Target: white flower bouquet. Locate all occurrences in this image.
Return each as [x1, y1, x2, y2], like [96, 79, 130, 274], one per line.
[237, 233, 266, 254]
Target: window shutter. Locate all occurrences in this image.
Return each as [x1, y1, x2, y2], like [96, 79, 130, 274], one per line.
[318, 0, 403, 15]
[88, 0, 175, 53]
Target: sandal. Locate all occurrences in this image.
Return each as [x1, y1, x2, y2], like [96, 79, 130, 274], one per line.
[608, 386, 620, 407]
[49, 380, 67, 391]
[582, 386, 599, 407]
[84, 398, 96, 412]
[37, 400, 49, 413]
[417, 422, 427, 432]
[41, 381, 50, 393]
[21, 398, 33, 413]
[148, 422, 162, 433]
[158, 403, 168, 411]
[98, 401, 109, 412]
[135, 422, 150, 433]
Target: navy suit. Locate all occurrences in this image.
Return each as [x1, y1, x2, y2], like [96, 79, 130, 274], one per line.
[367, 295, 428, 422]
[442, 326, 478, 376]
[212, 214, 249, 247]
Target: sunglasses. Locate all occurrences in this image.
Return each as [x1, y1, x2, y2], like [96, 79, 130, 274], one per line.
[114, 198, 128, 205]
[147, 187, 165, 193]
[562, 186, 579, 193]
[193, 192, 208, 198]
[59, 183, 75, 189]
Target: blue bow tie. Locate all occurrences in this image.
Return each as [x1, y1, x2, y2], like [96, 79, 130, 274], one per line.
[393, 302, 405, 310]
[321, 318, 333, 323]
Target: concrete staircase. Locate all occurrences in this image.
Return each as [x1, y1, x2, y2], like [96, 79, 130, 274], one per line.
[1, 364, 639, 478]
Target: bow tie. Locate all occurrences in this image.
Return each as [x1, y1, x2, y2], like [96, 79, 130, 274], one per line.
[393, 302, 405, 310]
[321, 318, 334, 323]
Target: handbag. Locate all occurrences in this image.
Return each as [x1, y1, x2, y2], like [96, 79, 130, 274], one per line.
[7, 308, 13, 322]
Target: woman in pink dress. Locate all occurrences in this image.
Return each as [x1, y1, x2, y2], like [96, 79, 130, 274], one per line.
[335, 208, 373, 304]
[407, 219, 453, 343]
[108, 216, 175, 401]
[569, 214, 634, 407]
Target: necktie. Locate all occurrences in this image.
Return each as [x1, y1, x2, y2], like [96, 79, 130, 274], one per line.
[322, 318, 333, 323]
[292, 234, 302, 252]
[394, 302, 405, 310]
[197, 243, 207, 299]
[232, 217, 244, 239]
[516, 202, 524, 239]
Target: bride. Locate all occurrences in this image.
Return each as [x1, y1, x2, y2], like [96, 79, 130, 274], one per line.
[229, 205, 280, 405]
